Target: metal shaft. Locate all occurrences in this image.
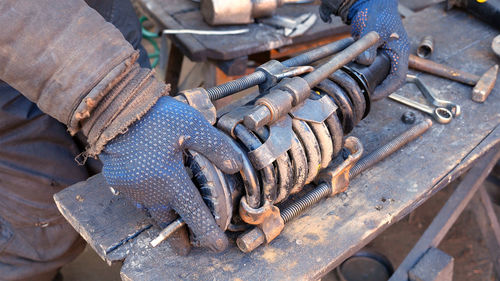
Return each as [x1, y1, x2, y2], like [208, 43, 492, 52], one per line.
[350, 119, 433, 178]
[243, 32, 380, 129]
[409, 54, 479, 86]
[150, 218, 185, 247]
[206, 37, 355, 101]
[303, 31, 380, 88]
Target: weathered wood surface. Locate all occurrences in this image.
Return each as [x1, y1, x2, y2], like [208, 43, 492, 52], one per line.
[54, 4, 500, 281]
[137, 0, 349, 61]
[408, 248, 454, 281]
[390, 147, 500, 280]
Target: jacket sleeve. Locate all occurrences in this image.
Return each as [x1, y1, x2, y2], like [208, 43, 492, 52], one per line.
[0, 0, 168, 156]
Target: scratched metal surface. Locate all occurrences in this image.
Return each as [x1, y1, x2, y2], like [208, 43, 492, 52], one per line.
[55, 4, 500, 281]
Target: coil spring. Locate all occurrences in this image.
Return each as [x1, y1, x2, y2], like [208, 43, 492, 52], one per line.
[231, 69, 368, 205]
[190, 69, 368, 231]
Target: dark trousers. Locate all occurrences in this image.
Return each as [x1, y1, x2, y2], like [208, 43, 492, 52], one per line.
[0, 1, 149, 280]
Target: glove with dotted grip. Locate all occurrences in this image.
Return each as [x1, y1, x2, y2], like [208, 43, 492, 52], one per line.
[99, 96, 242, 252]
[320, 0, 410, 100]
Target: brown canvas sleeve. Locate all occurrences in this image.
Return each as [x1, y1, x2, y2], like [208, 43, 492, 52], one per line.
[0, 0, 168, 156]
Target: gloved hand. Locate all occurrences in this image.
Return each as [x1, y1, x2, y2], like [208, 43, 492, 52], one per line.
[320, 0, 410, 100]
[99, 96, 242, 252]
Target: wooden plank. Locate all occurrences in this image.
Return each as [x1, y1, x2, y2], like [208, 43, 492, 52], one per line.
[54, 5, 500, 281]
[172, 4, 349, 61]
[54, 174, 153, 264]
[389, 147, 500, 281]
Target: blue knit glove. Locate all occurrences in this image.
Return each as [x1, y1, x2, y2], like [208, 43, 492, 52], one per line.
[99, 96, 242, 252]
[348, 0, 410, 100]
[320, 0, 410, 100]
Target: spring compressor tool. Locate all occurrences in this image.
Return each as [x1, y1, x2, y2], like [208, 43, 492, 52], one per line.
[151, 32, 430, 254]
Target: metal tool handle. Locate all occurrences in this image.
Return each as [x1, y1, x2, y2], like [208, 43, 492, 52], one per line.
[389, 93, 452, 124]
[406, 74, 461, 117]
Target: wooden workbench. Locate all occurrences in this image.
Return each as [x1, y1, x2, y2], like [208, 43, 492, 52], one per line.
[54, 4, 500, 280]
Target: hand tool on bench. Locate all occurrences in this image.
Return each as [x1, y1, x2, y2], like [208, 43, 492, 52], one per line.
[389, 93, 453, 124]
[406, 74, 461, 117]
[201, 0, 314, 25]
[257, 13, 317, 37]
[408, 54, 499, 103]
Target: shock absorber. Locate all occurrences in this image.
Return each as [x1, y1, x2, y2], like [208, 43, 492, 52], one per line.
[152, 34, 395, 252]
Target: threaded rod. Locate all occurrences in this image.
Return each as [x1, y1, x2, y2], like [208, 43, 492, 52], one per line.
[280, 183, 331, 223]
[279, 118, 433, 224]
[207, 71, 267, 100]
[206, 38, 355, 101]
[350, 119, 433, 178]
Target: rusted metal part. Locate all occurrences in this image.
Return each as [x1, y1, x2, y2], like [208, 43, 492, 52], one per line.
[201, 0, 254, 25]
[206, 38, 353, 101]
[243, 32, 380, 130]
[217, 106, 255, 138]
[409, 54, 479, 86]
[350, 119, 433, 178]
[245, 77, 311, 130]
[235, 119, 434, 253]
[256, 61, 313, 93]
[236, 137, 362, 253]
[417, 36, 435, 58]
[317, 137, 363, 195]
[247, 116, 293, 170]
[201, 0, 312, 26]
[472, 65, 499, 103]
[237, 199, 285, 253]
[325, 113, 344, 158]
[303, 32, 380, 88]
[329, 70, 365, 124]
[177, 88, 217, 125]
[316, 80, 355, 134]
[289, 94, 338, 124]
[234, 124, 277, 203]
[289, 132, 309, 194]
[292, 119, 322, 184]
[309, 121, 334, 169]
[409, 54, 499, 103]
[231, 141, 261, 209]
[250, 126, 293, 203]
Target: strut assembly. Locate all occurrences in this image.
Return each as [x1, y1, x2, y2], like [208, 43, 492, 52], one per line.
[153, 32, 407, 253]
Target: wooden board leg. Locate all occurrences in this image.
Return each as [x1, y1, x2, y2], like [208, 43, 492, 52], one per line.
[164, 43, 184, 95]
[408, 248, 454, 281]
[389, 147, 500, 281]
[471, 185, 500, 277]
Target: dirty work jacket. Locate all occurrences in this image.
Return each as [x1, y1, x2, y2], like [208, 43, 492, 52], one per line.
[0, 0, 167, 156]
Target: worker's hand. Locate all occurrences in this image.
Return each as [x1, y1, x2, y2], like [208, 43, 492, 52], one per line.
[99, 96, 242, 252]
[320, 0, 410, 100]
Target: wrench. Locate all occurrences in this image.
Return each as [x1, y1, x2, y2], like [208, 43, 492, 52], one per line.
[406, 74, 461, 117]
[389, 93, 453, 124]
